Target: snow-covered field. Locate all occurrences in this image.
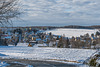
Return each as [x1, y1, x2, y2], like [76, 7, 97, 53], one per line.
[0, 46, 97, 63]
[46, 28, 98, 37]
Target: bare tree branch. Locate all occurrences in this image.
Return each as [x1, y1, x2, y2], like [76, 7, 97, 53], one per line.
[0, 0, 20, 25]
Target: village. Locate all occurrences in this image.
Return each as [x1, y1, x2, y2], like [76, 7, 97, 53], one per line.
[0, 27, 100, 49]
[0, 27, 100, 67]
[1, 0, 100, 67]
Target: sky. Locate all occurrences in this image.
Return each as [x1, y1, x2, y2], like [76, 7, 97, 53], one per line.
[13, 0, 100, 26]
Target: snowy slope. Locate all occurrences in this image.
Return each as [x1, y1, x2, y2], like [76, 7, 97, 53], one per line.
[0, 46, 96, 63]
[46, 28, 98, 37]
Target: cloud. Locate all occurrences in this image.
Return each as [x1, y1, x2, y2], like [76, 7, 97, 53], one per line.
[13, 0, 100, 26]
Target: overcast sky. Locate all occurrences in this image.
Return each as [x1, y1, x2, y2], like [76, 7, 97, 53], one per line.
[13, 0, 100, 26]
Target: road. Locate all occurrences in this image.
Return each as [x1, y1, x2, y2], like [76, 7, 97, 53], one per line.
[0, 58, 88, 67]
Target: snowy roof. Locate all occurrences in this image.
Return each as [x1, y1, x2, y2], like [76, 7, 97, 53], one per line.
[4, 36, 11, 39]
[29, 41, 37, 43]
[36, 39, 41, 41]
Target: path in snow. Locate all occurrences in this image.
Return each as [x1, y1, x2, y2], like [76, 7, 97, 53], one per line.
[0, 58, 88, 67]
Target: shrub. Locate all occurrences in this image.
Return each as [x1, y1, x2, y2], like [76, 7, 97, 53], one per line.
[89, 58, 97, 66]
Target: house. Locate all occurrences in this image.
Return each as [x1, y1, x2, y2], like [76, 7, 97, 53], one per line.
[49, 41, 56, 47]
[95, 44, 100, 50]
[36, 38, 43, 44]
[28, 41, 37, 47]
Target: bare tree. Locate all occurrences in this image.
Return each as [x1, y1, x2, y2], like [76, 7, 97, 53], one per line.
[0, 0, 20, 25]
[0, 0, 20, 46]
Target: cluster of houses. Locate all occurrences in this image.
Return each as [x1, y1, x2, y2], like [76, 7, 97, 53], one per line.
[27, 29, 100, 49]
[0, 27, 100, 49]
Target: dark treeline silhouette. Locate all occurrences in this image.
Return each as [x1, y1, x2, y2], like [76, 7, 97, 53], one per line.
[1, 25, 100, 30]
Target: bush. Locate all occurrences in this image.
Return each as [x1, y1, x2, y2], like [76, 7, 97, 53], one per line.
[89, 58, 97, 66]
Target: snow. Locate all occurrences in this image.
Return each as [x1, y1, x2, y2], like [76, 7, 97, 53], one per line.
[0, 46, 96, 63]
[12, 62, 33, 67]
[0, 61, 9, 67]
[17, 43, 29, 47]
[96, 57, 100, 64]
[16, 43, 47, 47]
[33, 44, 47, 47]
[97, 60, 100, 64]
[45, 28, 98, 37]
[26, 65, 33, 67]
[96, 57, 100, 67]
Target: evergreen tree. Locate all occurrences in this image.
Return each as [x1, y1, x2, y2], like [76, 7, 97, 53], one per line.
[57, 37, 63, 48]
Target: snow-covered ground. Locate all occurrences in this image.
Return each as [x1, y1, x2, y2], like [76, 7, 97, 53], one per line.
[17, 43, 29, 47]
[46, 28, 98, 37]
[0, 61, 9, 67]
[16, 43, 47, 47]
[11, 62, 33, 67]
[0, 45, 97, 63]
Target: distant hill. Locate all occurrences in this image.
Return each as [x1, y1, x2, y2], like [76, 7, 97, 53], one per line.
[28, 25, 100, 29]
[88, 25, 100, 29]
[48, 25, 100, 29]
[62, 25, 93, 29]
[1, 25, 100, 29]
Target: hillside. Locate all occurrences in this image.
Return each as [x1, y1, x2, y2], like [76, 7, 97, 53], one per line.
[0, 46, 96, 64]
